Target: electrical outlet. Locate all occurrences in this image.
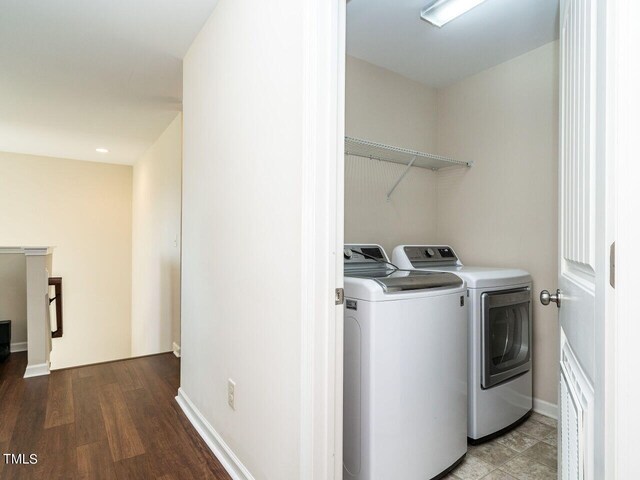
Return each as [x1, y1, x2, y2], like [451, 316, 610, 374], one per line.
[228, 378, 236, 410]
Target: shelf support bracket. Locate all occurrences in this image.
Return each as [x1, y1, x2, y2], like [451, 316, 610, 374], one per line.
[386, 156, 417, 201]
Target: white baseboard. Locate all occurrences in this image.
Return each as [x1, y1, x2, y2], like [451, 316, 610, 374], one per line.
[23, 362, 50, 378]
[173, 342, 181, 358]
[176, 388, 254, 480]
[10, 342, 27, 353]
[533, 397, 558, 420]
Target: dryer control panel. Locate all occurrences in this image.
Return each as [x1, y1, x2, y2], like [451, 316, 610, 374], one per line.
[402, 245, 460, 267]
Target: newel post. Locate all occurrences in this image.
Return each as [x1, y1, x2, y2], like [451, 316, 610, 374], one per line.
[23, 247, 53, 378]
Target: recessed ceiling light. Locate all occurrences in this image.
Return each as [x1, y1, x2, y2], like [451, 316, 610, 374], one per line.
[420, 0, 488, 28]
[96, 148, 109, 153]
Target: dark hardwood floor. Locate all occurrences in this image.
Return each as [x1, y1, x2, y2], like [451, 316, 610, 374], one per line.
[0, 352, 231, 480]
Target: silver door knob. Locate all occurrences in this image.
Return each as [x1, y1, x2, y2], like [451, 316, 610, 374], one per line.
[540, 289, 561, 308]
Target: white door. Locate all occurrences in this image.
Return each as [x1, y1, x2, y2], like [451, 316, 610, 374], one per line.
[545, 0, 611, 478]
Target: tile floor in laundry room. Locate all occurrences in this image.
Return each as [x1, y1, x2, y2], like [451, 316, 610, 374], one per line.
[445, 413, 558, 480]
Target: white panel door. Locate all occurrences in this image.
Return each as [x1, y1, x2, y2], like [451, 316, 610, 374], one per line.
[552, 0, 609, 478]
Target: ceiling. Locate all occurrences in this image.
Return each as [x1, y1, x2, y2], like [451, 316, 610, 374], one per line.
[0, 0, 219, 165]
[0, 0, 557, 165]
[347, 0, 559, 88]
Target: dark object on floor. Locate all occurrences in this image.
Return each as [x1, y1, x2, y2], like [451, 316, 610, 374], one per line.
[0, 319, 11, 362]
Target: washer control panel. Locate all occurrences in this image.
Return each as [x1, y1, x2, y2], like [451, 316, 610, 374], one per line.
[403, 245, 459, 266]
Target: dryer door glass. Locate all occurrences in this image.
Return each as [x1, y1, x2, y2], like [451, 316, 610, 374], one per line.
[481, 289, 532, 389]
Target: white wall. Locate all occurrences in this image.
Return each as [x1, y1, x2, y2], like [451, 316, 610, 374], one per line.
[436, 42, 559, 405]
[131, 113, 182, 356]
[0, 152, 133, 369]
[181, 0, 303, 478]
[345, 56, 439, 254]
[0, 254, 27, 347]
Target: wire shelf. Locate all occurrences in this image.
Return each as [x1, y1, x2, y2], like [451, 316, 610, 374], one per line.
[345, 137, 472, 171]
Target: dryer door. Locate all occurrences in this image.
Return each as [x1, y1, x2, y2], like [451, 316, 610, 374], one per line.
[481, 289, 532, 389]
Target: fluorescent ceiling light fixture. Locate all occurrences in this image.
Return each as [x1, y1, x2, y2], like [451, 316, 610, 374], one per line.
[95, 148, 109, 153]
[420, 0, 488, 27]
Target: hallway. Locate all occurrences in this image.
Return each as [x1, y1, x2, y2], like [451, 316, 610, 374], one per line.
[0, 353, 230, 479]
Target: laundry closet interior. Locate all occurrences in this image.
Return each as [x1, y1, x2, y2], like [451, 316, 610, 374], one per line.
[341, 0, 560, 478]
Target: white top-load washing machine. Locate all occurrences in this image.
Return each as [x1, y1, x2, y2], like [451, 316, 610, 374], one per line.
[343, 244, 468, 480]
[393, 245, 533, 444]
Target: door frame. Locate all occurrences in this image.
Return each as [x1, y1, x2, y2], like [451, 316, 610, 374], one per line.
[300, 0, 346, 479]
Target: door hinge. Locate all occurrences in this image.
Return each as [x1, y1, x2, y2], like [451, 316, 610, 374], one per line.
[610, 241, 616, 288]
[335, 288, 344, 305]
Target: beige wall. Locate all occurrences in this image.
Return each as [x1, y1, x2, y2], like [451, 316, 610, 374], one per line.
[436, 42, 559, 404]
[181, 0, 303, 478]
[132, 113, 182, 356]
[0, 254, 27, 347]
[345, 43, 559, 406]
[345, 56, 438, 254]
[0, 152, 132, 369]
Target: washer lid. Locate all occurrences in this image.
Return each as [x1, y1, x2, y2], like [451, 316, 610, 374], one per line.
[346, 269, 463, 293]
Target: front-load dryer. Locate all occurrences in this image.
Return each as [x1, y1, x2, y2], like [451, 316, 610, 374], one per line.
[343, 244, 467, 480]
[393, 245, 533, 444]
